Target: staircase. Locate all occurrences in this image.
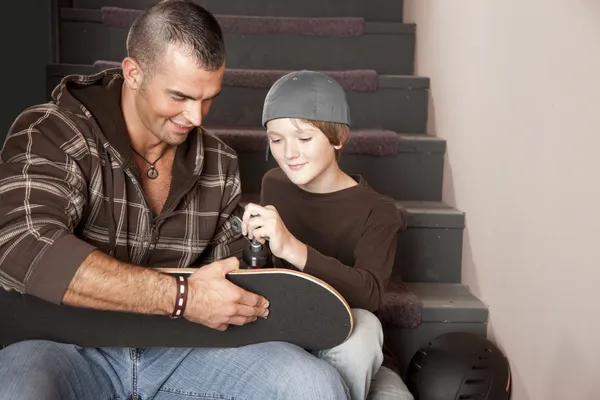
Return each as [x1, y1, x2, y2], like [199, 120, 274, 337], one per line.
[49, 0, 488, 379]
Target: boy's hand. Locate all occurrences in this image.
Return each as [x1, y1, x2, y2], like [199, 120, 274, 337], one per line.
[241, 203, 307, 268]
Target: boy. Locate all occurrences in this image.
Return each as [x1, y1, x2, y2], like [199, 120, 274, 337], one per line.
[241, 71, 412, 399]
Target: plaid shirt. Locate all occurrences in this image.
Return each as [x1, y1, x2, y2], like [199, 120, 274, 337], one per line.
[0, 70, 244, 304]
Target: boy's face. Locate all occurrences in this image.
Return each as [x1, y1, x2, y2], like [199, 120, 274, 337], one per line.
[266, 118, 339, 192]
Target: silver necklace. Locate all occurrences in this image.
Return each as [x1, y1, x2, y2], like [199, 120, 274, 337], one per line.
[131, 146, 169, 179]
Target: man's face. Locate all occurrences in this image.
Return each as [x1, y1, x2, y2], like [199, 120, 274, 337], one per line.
[134, 44, 224, 146]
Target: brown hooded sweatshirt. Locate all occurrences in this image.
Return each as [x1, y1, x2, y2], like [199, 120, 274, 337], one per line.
[0, 69, 245, 304]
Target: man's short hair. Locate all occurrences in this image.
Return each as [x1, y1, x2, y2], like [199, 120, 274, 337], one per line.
[126, 0, 225, 75]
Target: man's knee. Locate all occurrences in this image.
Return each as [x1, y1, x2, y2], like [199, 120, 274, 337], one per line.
[0, 340, 66, 370]
[0, 340, 71, 400]
[0, 340, 117, 400]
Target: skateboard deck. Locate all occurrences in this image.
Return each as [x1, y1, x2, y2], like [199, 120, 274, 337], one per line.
[0, 268, 353, 350]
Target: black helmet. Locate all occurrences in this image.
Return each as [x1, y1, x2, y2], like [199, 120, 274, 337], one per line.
[405, 332, 511, 400]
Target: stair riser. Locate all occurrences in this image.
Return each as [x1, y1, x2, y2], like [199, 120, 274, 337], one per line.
[213, 87, 426, 134]
[73, 0, 405, 22]
[59, 21, 415, 75]
[238, 157, 460, 283]
[236, 152, 443, 202]
[47, 71, 427, 132]
[395, 228, 463, 283]
[385, 322, 487, 375]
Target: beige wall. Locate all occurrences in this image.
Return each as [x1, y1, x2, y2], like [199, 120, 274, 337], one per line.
[403, 1, 600, 399]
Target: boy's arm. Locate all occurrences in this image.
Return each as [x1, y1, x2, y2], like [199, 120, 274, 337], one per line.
[300, 203, 403, 312]
[274, 199, 405, 313]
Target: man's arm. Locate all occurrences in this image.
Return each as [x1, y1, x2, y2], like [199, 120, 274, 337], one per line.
[63, 249, 176, 315]
[0, 106, 97, 303]
[0, 107, 174, 313]
[0, 107, 267, 327]
[63, 249, 268, 330]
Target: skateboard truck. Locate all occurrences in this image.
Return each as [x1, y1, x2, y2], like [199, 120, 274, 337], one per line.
[231, 215, 271, 268]
[243, 238, 270, 268]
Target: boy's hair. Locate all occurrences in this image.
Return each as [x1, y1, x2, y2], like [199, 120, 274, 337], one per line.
[126, 0, 225, 78]
[293, 119, 350, 160]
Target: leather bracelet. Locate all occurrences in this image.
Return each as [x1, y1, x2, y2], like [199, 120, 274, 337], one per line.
[170, 275, 188, 319]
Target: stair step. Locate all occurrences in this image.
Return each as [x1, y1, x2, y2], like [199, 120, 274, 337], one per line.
[207, 75, 425, 132]
[240, 194, 464, 284]
[379, 280, 488, 326]
[73, 0, 405, 22]
[395, 202, 465, 283]
[58, 8, 416, 75]
[395, 202, 463, 229]
[203, 127, 444, 201]
[73, 61, 430, 92]
[384, 282, 488, 373]
[46, 63, 429, 132]
[372, 279, 488, 330]
[408, 282, 488, 323]
[46, 65, 436, 196]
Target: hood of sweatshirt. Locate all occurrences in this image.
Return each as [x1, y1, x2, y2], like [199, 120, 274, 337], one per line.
[50, 68, 203, 178]
[50, 68, 206, 256]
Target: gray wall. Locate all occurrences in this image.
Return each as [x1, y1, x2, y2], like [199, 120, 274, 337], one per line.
[0, 2, 51, 145]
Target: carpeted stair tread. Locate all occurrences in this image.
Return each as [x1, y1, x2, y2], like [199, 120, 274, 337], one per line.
[91, 61, 429, 90]
[379, 276, 422, 329]
[73, 0, 405, 23]
[93, 61, 379, 92]
[208, 127, 401, 157]
[59, 9, 416, 75]
[203, 127, 446, 159]
[47, 63, 429, 131]
[101, 6, 364, 36]
[63, 8, 414, 36]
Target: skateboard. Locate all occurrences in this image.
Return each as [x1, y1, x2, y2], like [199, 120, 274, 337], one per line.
[0, 267, 353, 350]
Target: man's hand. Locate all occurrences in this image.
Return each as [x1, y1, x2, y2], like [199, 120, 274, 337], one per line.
[185, 257, 270, 330]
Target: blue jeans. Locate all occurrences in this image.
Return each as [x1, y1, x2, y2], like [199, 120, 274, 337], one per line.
[313, 309, 413, 400]
[0, 340, 349, 399]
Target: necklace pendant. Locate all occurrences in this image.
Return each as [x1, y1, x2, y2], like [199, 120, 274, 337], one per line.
[147, 167, 159, 179]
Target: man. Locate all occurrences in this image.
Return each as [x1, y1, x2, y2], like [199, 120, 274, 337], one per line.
[0, 1, 349, 399]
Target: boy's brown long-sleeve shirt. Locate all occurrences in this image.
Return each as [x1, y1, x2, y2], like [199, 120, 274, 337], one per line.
[260, 168, 406, 312]
[0, 69, 244, 304]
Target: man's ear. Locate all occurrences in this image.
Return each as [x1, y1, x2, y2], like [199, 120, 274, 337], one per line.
[122, 57, 144, 90]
